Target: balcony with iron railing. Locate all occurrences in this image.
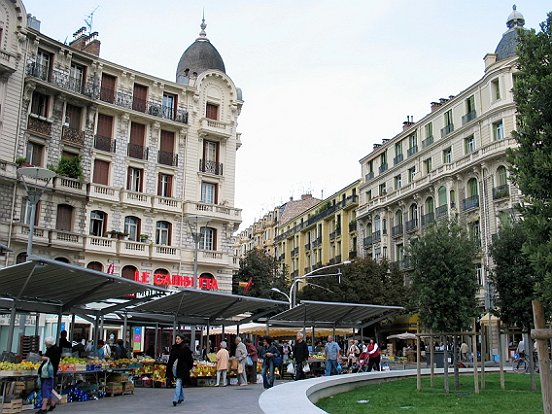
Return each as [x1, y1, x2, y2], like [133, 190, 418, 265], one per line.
[441, 123, 454, 138]
[379, 163, 388, 174]
[372, 230, 381, 243]
[349, 220, 357, 232]
[348, 250, 357, 259]
[422, 136, 434, 148]
[435, 205, 448, 218]
[61, 126, 85, 147]
[132, 96, 147, 113]
[26, 62, 49, 81]
[127, 143, 148, 160]
[158, 151, 178, 166]
[312, 237, 322, 248]
[329, 227, 341, 241]
[492, 184, 510, 200]
[365, 171, 374, 182]
[305, 242, 311, 250]
[363, 235, 373, 248]
[26, 62, 98, 98]
[291, 247, 299, 256]
[407, 145, 418, 157]
[99, 87, 115, 103]
[421, 212, 435, 227]
[27, 115, 52, 136]
[392, 224, 403, 237]
[399, 256, 412, 270]
[94, 135, 116, 152]
[406, 218, 418, 232]
[462, 110, 477, 125]
[199, 159, 223, 175]
[393, 154, 403, 166]
[462, 195, 480, 211]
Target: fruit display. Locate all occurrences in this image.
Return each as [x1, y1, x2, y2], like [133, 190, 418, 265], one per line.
[190, 361, 216, 378]
[0, 361, 40, 371]
[133, 363, 166, 382]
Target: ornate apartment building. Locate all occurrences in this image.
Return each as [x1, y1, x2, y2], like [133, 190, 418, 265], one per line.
[0, 1, 243, 292]
[355, 8, 525, 303]
[274, 182, 359, 278]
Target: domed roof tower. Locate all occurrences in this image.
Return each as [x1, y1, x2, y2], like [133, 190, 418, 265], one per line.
[176, 16, 226, 85]
[494, 5, 525, 61]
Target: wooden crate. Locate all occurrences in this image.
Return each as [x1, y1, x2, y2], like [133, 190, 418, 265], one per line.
[2, 398, 22, 414]
[122, 381, 134, 394]
[105, 382, 123, 396]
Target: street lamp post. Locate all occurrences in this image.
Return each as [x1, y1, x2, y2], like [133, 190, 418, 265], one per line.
[7, 167, 55, 353]
[288, 261, 351, 308]
[186, 215, 209, 289]
[270, 287, 291, 307]
[17, 167, 56, 259]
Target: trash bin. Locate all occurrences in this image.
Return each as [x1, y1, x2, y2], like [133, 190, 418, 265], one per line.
[433, 350, 451, 368]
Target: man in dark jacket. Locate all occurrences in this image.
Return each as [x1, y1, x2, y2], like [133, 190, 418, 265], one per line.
[292, 331, 310, 380]
[166, 333, 194, 407]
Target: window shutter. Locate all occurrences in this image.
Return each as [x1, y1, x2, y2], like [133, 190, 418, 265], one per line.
[93, 159, 110, 185]
[160, 130, 175, 152]
[97, 114, 113, 138]
[100, 74, 116, 103]
[129, 122, 145, 145]
[213, 228, 217, 250]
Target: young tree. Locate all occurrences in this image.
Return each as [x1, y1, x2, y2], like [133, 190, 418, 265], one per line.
[489, 220, 535, 330]
[508, 12, 552, 313]
[233, 249, 289, 299]
[409, 218, 479, 392]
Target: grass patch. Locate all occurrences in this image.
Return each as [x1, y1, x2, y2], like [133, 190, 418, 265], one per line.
[316, 373, 543, 413]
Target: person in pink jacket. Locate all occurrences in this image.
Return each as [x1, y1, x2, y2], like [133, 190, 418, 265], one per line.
[215, 341, 230, 386]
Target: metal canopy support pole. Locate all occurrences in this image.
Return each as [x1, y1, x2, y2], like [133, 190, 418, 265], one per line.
[191, 325, 196, 352]
[154, 323, 159, 358]
[122, 313, 128, 350]
[172, 318, 177, 345]
[206, 322, 210, 352]
[56, 312, 63, 345]
[99, 315, 104, 342]
[70, 313, 76, 342]
[34, 312, 40, 337]
[236, 323, 240, 337]
[6, 306, 17, 353]
[93, 315, 100, 355]
[199, 325, 204, 354]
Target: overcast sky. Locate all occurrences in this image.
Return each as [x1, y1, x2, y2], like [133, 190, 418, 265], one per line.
[22, 1, 550, 232]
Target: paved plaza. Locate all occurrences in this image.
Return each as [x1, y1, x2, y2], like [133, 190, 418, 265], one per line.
[43, 381, 278, 414]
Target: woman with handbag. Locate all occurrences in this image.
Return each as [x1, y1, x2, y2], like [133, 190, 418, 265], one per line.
[166, 333, 194, 407]
[291, 332, 310, 381]
[36, 336, 61, 414]
[244, 338, 258, 384]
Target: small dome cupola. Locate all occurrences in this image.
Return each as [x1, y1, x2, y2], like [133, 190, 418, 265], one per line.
[176, 15, 226, 85]
[494, 5, 525, 62]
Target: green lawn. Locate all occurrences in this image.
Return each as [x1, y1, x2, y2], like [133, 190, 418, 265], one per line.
[316, 373, 543, 413]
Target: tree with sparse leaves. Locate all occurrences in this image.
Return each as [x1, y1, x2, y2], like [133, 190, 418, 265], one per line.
[298, 257, 409, 308]
[508, 12, 552, 314]
[232, 249, 289, 299]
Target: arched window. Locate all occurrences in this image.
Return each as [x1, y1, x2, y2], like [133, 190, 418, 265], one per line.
[56, 204, 73, 231]
[90, 210, 107, 236]
[374, 215, 381, 232]
[87, 261, 103, 272]
[153, 268, 170, 288]
[425, 197, 434, 213]
[55, 257, 70, 263]
[438, 186, 447, 207]
[16, 252, 27, 264]
[409, 203, 418, 221]
[382, 218, 387, 235]
[467, 178, 479, 197]
[450, 189, 456, 208]
[395, 210, 403, 226]
[156, 221, 172, 245]
[497, 166, 508, 186]
[121, 265, 138, 281]
[198, 272, 217, 290]
[124, 216, 141, 241]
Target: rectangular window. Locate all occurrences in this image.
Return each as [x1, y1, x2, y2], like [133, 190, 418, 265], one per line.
[443, 147, 452, 164]
[425, 123, 433, 138]
[407, 133, 417, 156]
[408, 167, 416, 183]
[466, 95, 475, 114]
[441, 109, 454, 137]
[69, 62, 85, 93]
[93, 159, 110, 185]
[26, 141, 44, 167]
[206, 103, 219, 120]
[491, 78, 501, 100]
[22, 198, 40, 226]
[64, 104, 82, 129]
[157, 173, 173, 197]
[30, 91, 49, 117]
[35, 49, 51, 81]
[201, 182, 216, 204]
[162, 93, 177, 120]
[366, 190, 372, 201]
[159, 130, 176, 166]
[97, 114, 113, 138]
[56, 204, 73, 232]
[127, 167, 143, 192]
[128, 122, 146, 159]
[100, 73, 116, 103]
[132, 83, 148, 112]
[493, 120, 504, 140]
[423, 157, 432, 175]
[200, 227, 216, 250]
[394, 142, 403, 165]
[378, 183, 386, 196]
[464, 135, 476, 153]
[394, 174, 402, 190]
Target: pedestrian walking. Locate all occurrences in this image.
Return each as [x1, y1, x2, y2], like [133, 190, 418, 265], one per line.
[291, 331, 309, 380]
[166, 333, 193, 407]
[324, 335, 341, 376]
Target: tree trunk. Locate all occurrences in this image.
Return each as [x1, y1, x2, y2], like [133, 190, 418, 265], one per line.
[443, 335, 449, 394]
[453, 335, 460, 390]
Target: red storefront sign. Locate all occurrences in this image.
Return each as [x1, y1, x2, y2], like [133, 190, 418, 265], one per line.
[134, 271, 219, 290]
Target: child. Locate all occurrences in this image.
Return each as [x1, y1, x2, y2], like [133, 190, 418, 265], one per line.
[215, 341, 229, 386]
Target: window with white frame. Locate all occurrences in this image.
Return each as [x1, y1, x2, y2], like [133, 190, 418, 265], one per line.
[493, 120, 504, 140]
[394, 174, 402, 190]
[200, 227, 216, 250]
[201, 182, 216, 204]
[89, 210, 106, 236]
[156, 221, 171, 245]
[124, 216, 140, 241]
[443, 147, 452, 164]
[464, 135, 476, 154]
[127, 167, 143, 192]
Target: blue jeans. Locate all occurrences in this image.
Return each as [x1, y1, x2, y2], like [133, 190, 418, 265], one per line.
[172, 377, 184, 402]
[325, 359, 338, 376]
[261, 361, 275, 389]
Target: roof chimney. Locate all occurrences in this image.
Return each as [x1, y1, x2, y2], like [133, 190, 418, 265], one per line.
[430, 101, 442, 112]
[402, 115, 415, 130]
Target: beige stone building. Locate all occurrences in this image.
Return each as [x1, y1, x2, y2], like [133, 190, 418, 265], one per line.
[0, 2, 243, 292]
[355, 8, 525, 305]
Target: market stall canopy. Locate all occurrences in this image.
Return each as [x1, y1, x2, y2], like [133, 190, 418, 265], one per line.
[267, 300, 404, 328]
[0, 257, 166, 314]
[208, 322, 353, 338]
[387, 332, 417, 340]
[133, 288, 288, 325]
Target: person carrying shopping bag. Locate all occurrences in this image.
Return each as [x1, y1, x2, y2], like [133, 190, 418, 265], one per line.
[166, 333, 194, 407]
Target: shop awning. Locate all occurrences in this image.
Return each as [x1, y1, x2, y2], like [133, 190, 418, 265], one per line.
[0, 257, 166, 314]
[133, 288, 288, 325]
[266, 300, 404, 329]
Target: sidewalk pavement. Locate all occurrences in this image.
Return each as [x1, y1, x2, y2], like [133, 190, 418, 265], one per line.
[41, 381, 277, 414]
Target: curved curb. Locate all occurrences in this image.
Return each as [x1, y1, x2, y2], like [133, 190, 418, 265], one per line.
[259, 367, 502, 414]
